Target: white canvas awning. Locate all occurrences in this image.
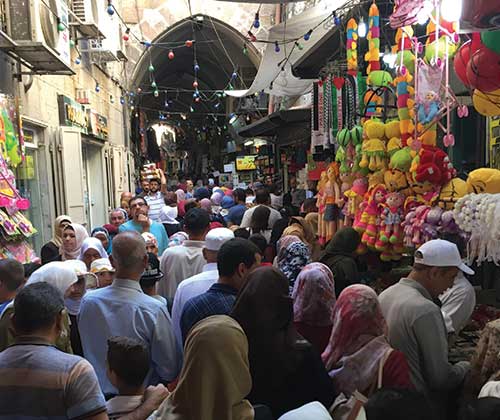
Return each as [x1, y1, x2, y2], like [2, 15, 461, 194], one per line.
[225, 1, 348, 98]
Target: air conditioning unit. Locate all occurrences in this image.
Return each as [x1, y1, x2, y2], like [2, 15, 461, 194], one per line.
[1, 0, 74, 74]
[70, 0, 104, 38]
[88, 1, 119, 62]
[116, 24, 127, 61]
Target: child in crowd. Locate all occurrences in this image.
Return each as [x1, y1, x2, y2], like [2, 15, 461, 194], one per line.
[105, 336, 152, 419]
[90, 258, 115, 288]
[140, 253, 167, 306]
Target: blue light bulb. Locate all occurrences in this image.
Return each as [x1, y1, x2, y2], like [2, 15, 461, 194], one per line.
[107, 5, 114, 15]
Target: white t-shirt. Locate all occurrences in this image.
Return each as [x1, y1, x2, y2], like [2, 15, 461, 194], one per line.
[439, 271, 476, 334]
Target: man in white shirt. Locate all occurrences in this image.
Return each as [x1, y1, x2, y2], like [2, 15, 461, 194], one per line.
[438, 234, 476, 334]
[171, 227, 234, 346]
[240, 189, 282, 229]
[158, 208, 210, 299]
[145, 175, 167, 222]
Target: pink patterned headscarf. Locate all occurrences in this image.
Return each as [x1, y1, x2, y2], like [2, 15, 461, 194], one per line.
[292, 263, 336, 327]
[322, 284, 392, 395]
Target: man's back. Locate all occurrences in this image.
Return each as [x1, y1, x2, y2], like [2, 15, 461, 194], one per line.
[179, 283, 237, 343]
[0, 338, 106, 419]
[171, 265, 219, 346]
[240, 205, 282, 229]
[379, 279, 467, 394]
[158, 241, 205, 299]
[78, 278, 181, 395]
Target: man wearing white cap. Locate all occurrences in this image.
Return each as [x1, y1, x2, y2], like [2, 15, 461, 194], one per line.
[379, 239, 473, 417]
[171, 227, 234, 346]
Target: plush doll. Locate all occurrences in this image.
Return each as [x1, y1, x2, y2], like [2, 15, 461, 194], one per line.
[345, 177, 368, 227]
[412, 145, 454, 186]
[411, 205, 431, 247]
[323, 162, 342, 241]
[385, 120, 401, 151]
[359, 185, 387, 250]
[466, 168, 500, 194]
[335, 128, 351, 173]
[379, 192, 405, 244]
[316, 170, 328, 245]
[402, 209, 417, 248]
[360, 119, 387, 171]
[390, 147, 413, 171]
[422, 206, 443, 243]
[339, 171, 354, 228]
[417, 91, 440, 125]
[368, 170, 385, 189]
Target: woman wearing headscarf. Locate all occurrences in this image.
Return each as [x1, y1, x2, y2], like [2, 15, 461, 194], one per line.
[41, 215, 72, 264]
[322, 285, 412, 397]
[231, 267, 336, 418]
[78, 237, 108, 270]
[320, 227, 361, 296]
[91, 227, 112, 255]
[155, 315, 256, 420]
[249, 205, 272, 242]
[276, 235, 311, 294]
[292, 263, 336, 353]
[160, 202, 181, 237]
[200, 198, 226, 227]
[26, 261, 83, 354]
[60, 223, 89, 261]
[283, 216, 321, 261]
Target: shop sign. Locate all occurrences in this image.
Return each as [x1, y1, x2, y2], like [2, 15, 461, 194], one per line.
[236, 156, 257, 171]
[58, 95, 88, 133]
[87, 109, 108, 141]
[58, 95, 108, 141]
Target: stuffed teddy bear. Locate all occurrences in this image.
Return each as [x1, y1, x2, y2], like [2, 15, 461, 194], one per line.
[384, 169, 410, 195]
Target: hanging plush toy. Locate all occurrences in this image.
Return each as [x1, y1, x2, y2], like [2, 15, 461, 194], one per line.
[416, 60, 443, 126]
[346, 18, 358, 76]
[316, 170, 328, 244]
[365, 2, 381, 75]
[379, 192, 405, 244]
[323, 162, 342, 242]
[345, 177, 368, 227]
[356, 184, 386, 250]
[360, 119, 387, 171]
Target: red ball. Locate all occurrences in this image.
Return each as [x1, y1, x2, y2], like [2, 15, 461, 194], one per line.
[454, 41, 473, 87]
[123, 34, 129, 41]
[466, 46, 500, 92]
[185, 40, 193, 48]
[168, 50, 175, 60]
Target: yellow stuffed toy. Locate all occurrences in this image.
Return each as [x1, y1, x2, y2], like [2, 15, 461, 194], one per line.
[438, 178, 468, 210]
[466, 168, 500, 193]
[385, 120, 402, 156]
[360, 119, 387, 171]
[384, 169, 410, 195]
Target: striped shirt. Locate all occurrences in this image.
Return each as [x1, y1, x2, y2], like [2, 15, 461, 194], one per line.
[0, 336, 106, 420]
[145, 191, 165, 222]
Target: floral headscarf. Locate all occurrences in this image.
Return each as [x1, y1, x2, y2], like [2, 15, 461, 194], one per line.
[211, 191, 224, 206]
[292, 263, 336, 327]
[277, 236, 311, 294]
[322, 284, 392, 396]
[169, 231, 189, 247]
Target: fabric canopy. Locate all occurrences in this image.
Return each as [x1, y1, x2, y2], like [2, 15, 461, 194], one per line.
[225, 0, 348, 98]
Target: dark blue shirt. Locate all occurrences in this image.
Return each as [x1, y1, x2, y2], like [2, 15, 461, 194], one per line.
[180, 283, 238, 343]
[225, 204, 247, 226]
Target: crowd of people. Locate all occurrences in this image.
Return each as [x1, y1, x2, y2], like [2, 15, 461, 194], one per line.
[0, 173, 496, 419]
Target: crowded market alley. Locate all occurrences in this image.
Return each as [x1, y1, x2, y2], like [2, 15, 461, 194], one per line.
[1, 0, 500, 418]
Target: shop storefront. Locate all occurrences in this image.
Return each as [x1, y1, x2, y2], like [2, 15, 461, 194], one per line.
[57, 94, 110, 228]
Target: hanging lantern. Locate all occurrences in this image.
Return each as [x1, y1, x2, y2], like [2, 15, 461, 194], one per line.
[185, 40, 193, 48]
[168, 50, 175, 60]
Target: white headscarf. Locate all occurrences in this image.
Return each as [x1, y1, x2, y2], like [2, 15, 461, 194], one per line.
[27, 261, 78, 298]
[51, 215, 72, 248]
[278, 402, 334, 420]
[60, 223, 89, 261]
[79, 237, 108, 261]
[159, 205, 179, 224]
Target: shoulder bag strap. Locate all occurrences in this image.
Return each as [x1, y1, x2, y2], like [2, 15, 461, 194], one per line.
[377, 348, 394, 389]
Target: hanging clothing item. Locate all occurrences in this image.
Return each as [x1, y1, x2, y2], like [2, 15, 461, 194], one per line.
[60, 224, 89, 261]
[155, 315, 254, 420]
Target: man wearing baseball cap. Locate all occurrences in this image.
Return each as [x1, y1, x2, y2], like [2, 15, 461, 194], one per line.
[379, 239, 473, 417]
[171, 227, 234, 346]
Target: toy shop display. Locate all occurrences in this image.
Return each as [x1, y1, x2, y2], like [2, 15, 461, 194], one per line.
[0, 94, 36, 263]
[310, 0, 500, 263]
